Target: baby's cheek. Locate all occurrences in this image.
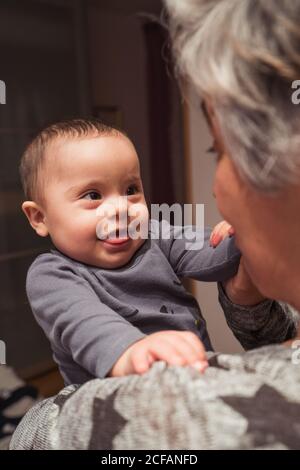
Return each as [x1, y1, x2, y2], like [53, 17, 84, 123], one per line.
[69, 214, 96, 242]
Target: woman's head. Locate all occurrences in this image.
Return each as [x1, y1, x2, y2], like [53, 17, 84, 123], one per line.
[165, 0, 300, 307]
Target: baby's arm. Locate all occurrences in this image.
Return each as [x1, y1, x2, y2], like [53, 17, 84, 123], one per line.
[157, 221, 241, 282]
[27, 253, 207, 379]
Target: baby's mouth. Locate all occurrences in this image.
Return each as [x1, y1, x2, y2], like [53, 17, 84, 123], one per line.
[100, 228, 131, 247]
[102, 237, 130, 246]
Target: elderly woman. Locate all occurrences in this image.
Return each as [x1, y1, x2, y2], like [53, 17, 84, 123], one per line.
[10, 0, 300, 450]
[167, 0, 300, 316]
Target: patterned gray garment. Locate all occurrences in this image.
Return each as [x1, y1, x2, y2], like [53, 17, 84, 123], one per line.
[217, 283, 298, 349]
[9, 345, 300, 450]
[9, 293, 300, 450]
[9, 286, 300, 450]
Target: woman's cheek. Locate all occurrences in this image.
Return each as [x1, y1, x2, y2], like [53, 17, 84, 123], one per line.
[214, 156, 241, 221]
[213, 172, 230, 220]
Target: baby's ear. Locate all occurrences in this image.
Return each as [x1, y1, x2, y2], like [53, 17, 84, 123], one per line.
[22, 201, 49, 237]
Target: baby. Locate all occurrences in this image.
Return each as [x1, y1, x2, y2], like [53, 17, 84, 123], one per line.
[20, 119, 242, 385]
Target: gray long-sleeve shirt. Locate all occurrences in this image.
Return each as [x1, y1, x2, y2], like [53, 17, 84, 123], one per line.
[26, 223, 296, 385]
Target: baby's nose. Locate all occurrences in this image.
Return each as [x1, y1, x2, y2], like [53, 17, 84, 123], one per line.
[97, 196, 129, 222]
[110, 196, 128, 215]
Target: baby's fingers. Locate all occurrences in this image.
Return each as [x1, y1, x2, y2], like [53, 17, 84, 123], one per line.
[150, 334, 208, 373]
[147, 341, 190, 367]
[169, 332, 208, 373]
[210, 221, 234, 247]
[164, 331, 207, 363]
[131, 348, 154, 375]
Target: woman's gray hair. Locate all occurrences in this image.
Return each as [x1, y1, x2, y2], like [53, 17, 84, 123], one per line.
[164, 0, 300, 191]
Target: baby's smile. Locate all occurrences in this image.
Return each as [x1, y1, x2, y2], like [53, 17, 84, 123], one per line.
[101, 235, 131, 249]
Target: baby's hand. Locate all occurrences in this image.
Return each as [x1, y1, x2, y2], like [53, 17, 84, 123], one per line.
[108, 330, 208, 377]
[210, 220, 235, 247]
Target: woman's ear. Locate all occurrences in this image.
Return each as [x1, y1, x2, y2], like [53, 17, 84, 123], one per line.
[22, 201, 49, 237]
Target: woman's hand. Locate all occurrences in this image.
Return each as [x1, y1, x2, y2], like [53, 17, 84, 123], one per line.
[223, 257, 267, 305]
[211, 220, 267, 305]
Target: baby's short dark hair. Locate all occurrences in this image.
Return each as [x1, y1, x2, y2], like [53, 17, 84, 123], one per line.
[19, 118, 128, 202]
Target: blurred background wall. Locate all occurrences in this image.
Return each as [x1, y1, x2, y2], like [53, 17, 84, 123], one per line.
[0, 0, 241, 388]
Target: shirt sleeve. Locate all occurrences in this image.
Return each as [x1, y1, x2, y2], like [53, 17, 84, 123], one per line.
[217, 282, 299, 349]
[155, 221, 241, 282]
[26, 253, 146, 379]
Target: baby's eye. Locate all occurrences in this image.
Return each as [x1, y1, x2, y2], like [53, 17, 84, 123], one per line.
[126, 185, 139, 196]
[82, 191, 102, 201]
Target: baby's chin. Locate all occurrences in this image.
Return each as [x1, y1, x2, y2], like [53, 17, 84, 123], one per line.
[57, 237, 146, 269]
[93, 238, 146, 269]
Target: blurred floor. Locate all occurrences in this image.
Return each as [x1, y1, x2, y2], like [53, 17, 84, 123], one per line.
[27, 367, 64, 398]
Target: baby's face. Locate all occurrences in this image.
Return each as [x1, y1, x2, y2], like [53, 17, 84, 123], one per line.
[41, 134, 149, 269]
